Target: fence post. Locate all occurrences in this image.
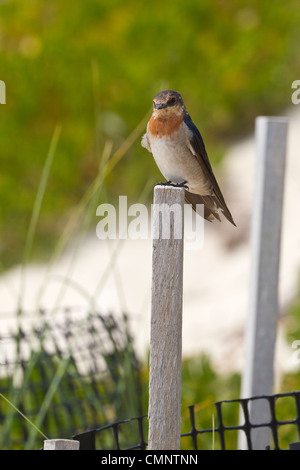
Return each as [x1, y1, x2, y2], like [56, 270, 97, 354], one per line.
[148, 185, 185, 450]
[44, 439, 80, 450]
[239, 117, 288, 450]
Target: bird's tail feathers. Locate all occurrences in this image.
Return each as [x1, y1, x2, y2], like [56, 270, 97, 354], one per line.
[185, 191, 236, 226]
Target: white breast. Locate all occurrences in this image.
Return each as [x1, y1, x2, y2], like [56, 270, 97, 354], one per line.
[147, 126, 212, 195]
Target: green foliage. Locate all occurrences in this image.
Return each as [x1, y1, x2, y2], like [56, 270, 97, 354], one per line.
[1, 0, 300, 267]
[0, 312, 143, 450]
[181, 356, 241, 450]
[2, 329, 300, 450]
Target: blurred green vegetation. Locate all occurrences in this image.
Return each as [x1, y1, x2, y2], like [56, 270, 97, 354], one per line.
[0, 311, 143, 450]
[2, 299, 300, 449]
[1, 0, 300, 268]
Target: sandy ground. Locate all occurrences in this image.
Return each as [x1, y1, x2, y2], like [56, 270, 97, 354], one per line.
[1, 107, 300, 380]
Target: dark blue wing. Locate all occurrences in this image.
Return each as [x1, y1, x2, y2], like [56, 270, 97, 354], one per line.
[183, 112, 236, 226]
[183, 112, 218, 183]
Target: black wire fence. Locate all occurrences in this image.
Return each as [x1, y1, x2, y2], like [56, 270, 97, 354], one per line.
[0, 308, 143, 449]
[1, 307, 300, 450]
[74, 391, 300, 450]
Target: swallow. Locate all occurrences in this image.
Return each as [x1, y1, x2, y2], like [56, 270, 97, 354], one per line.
[141, 90, 236, 226]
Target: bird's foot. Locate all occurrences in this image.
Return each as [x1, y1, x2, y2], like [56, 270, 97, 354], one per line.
[175, 180, 189, 190]
[156, 180, 189, 190]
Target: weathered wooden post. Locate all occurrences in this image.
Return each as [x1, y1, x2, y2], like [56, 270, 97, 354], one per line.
[148, 185, 185, 450]
[44, 439, 80, 450]
[239, 117, 288, 450]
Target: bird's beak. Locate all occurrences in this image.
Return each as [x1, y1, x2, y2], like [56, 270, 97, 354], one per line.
[156, 103, 165, 110]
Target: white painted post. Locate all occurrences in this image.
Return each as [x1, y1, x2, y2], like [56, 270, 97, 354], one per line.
[239, 117, 288, 450]
[148, 185, 185, 450]
[44, 439, 80, 450]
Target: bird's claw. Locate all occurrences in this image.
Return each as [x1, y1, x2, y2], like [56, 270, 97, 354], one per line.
[156, 181, 189, 190]
[175, 181, 189, 190]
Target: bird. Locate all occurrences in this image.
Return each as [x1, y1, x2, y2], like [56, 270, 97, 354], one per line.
[141, 90, 236, 226]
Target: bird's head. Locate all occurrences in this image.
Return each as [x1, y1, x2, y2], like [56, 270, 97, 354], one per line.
[152, 90, 186, 118]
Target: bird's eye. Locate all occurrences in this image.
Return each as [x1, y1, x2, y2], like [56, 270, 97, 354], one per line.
[167, 97, 176, 105]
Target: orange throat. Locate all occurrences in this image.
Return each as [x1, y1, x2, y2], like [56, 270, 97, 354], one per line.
[148, 112, 183, 139]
